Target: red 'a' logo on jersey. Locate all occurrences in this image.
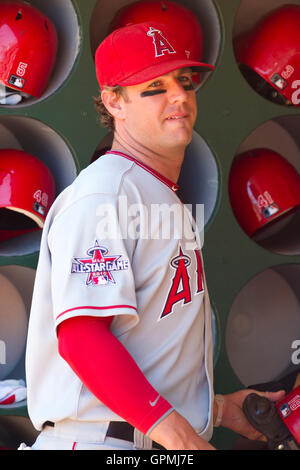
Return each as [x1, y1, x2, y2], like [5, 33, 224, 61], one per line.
[147, 26, 176, 57]
[160, 247, 204, 320]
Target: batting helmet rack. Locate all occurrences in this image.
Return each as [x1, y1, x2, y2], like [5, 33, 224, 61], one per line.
[0, 0, 299, 450]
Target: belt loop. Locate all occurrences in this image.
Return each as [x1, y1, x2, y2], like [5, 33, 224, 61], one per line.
[133, 428, 152, 450]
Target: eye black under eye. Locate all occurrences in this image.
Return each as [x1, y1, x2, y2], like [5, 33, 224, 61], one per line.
[140, 89, 167, 97]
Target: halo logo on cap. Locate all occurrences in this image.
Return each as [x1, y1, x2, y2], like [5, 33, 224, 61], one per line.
[147, 26, 176, 57]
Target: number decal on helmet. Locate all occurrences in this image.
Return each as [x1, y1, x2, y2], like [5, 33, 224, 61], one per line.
[291, 80, 300, 105]
[16, 61, 28, 77]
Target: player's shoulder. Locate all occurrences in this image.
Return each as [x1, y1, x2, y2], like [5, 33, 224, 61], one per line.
[75, 152, 134, 197]
[45, 153, 135, 223]
[59, 152, 135, 203]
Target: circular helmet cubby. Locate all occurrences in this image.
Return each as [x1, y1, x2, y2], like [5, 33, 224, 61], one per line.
[0, 265, 35, 390]
[232, 0, 300, 108]
[0, 0, 81, 108]
[90, 0, 222, 91]
[225, 265, 300, 387]
[229, 115, 300, 256]
[0, 116, 77, 256]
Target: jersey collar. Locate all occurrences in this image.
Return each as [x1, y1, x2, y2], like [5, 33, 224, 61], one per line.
[105, 150, 179, 193]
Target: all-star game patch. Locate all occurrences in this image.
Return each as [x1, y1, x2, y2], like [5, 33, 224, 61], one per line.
[71, 240, 129, 286]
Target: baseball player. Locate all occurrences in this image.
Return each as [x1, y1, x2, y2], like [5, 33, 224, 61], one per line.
[23, 21, 284, 451]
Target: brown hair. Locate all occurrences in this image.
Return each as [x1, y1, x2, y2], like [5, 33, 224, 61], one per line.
[94, 85, 125, 131]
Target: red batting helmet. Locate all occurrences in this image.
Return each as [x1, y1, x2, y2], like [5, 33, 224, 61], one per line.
[228, 148, 300, 237]
[0, 0, 58, 99]
[0, 149, 55, 241]
[234, 4, 300, 106]
[276, 385, 300, 447]
[108, 0, 211, 89]
[110, 0, 202, 42]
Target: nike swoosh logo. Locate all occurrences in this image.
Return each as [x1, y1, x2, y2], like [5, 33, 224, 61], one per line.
[149, 395, 160, 407]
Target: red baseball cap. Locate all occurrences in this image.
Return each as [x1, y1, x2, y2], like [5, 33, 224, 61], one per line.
[95, 21, 214, 89]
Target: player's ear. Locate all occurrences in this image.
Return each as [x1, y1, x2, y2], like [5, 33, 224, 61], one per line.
[101, 89, 126, 120]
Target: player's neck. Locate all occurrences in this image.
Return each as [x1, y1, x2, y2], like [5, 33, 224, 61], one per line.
[110, 131, 184, 184]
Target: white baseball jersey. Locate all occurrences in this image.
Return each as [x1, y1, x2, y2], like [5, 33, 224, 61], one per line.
[25, 151, 214, 441]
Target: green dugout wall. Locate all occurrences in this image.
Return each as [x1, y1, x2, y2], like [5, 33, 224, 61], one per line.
[0, 0, 299, 450]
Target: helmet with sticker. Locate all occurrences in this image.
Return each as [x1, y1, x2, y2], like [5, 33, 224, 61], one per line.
[0, 0, 58, 99]
[0, 148, 56, 241]
[234, 4, 300, 106]
[229, 148, 300, 237]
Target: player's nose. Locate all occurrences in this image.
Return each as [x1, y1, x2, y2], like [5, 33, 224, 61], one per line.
[167, 77, 189, 103]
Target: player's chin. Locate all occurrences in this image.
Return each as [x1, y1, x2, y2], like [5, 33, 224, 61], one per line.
[171, 127, 193, 146]
[163, 135, 192, 153]
[165, 117, 194, 135]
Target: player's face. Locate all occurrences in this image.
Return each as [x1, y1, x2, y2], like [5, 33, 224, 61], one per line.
[118, 68, 198, 156]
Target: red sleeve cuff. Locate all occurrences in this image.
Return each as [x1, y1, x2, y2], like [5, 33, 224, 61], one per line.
[138, 396, 174, 435]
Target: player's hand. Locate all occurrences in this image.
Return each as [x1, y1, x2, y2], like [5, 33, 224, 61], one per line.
[218, 389, 286, 441]
[149, 410, 216, 450]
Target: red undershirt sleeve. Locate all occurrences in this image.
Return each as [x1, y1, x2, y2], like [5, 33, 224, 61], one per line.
[57, 315, 174, 436]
